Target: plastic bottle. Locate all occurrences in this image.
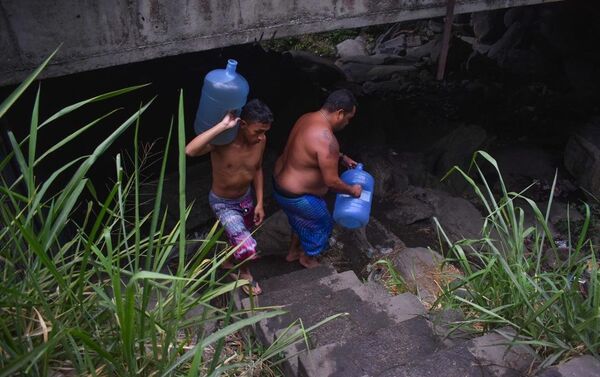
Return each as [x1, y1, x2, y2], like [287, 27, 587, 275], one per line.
[333, 163, 375, 229]
[193, 59, 249, 145]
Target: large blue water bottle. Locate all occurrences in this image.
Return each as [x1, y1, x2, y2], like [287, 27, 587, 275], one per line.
[333, 163, 375, 229]
[193, 59, 249, 145]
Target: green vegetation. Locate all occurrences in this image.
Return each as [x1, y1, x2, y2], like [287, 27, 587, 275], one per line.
[0, 49, 337, 376]
[435, 151, 600, 369]
[261, 26, 386, 57]
[373, 259, 410, 296]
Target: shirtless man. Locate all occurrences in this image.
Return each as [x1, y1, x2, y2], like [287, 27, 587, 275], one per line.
[185, 99, 273, 295]
[273, 89, 361, 268]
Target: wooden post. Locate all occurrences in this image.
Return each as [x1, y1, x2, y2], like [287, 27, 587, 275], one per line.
[436, 0, 457, 80]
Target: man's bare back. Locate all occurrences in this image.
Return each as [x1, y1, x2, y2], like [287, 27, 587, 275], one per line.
[274, 109, 361, 198]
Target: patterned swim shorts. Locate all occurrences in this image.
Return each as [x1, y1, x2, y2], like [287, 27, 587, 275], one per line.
[272, 179, 333, 257]
[208, 189, 257, 261]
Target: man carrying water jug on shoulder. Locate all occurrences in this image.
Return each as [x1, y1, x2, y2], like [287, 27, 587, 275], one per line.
[273, 89, 362, 269]
[185, 99, 274, 296]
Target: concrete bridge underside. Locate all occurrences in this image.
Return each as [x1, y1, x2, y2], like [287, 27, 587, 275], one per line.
[0, 0, 562, 87]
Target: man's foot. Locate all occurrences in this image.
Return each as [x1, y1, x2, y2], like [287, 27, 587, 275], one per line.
[241, 279, 262, 295]
[299, 254, 320, 269]
[285, 248, 303, 262]
[223, 263, 262, 296]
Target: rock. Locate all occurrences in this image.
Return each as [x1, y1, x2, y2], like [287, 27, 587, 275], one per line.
[299, 316, 438, 377]
[492, 144, 563, 195]
[469, 327, 537, 377]
[375, 34, 406, 55]
[391, 152, 437, 188]
[428, 308, 470, 347]
[361, 80, 408, 97]
[405, 38, 439, 60]
[405, 34, 422, 48]
[564, 121, 600, 200]
[501, 48, 552, 76]
[428, 124, 488, 177]
[354, 148, 408, 197]
[336, 61, 374, 83]
[410, 188, 483, 242]
[504, 6, 536, 28]
[366, 64, 418, 82]
[428, 19, 443, 33]
[563, 57, 598, 94]
[286, 50, 347, 86]
[471, 10, 507, 44]
[375, 186, 483, 247]
[428, 35, 444, 63]
[488, 21, 525, 61]
[391, 247, 446, 305]
[384, 195, 434, 225]
[418, 69, 434, 82]
[537, 355, 600, 377]
[336, 36, 368, 58]
[547, 201, 584, 229]
[337, 53, 411, 66]
[331, 217, 405, 275]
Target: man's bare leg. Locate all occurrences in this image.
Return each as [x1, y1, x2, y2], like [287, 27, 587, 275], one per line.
[285, 233, 303, 262]
[299, 253, 320, 269]
[222, 256, 262, 295]
[285, 233, 320, 269]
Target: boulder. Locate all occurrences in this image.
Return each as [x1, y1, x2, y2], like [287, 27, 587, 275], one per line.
[286, 50, 347, 86]
[336, 61, 373, 83]
[564, 123, 600, 201]
[537, 355, 600, 377]
[428, 124, 488, 177]
[471, 10, 507, 44]
[366, 64, 418, 82]
[391, 247, 447, 306]
[375, 34, 406, 55]
[336, 36, 368, 58]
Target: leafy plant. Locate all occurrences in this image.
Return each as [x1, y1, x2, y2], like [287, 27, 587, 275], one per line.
[0, 49, 337, 376]
[434, 150, 600, 369]
[373, 259, 409, 296]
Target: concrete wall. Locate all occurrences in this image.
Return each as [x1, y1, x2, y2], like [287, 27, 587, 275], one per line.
[0, 0, 561, 87]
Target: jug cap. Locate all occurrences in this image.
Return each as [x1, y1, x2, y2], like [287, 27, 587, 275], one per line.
[225, 59, 238, 75]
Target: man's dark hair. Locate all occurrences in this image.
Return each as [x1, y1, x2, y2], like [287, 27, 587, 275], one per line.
[322, 89, 357, 113]
[240, 99, 274, 124]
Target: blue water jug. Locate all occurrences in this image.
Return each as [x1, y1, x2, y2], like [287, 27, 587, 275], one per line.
[193, 59, 249, 145]
[333, 163, 375, 229]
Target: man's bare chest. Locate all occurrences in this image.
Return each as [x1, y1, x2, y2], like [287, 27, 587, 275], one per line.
[213, 149, 261, 173]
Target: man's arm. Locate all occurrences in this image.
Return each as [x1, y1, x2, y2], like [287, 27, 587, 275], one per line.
[316, 130, 361, 197]
[252, 140, 266, 225]
[185, 113, 239, 157]
[339, 153, 358, 168]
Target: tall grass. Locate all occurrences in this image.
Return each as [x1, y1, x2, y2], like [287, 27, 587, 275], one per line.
[0, 51, 322, 376]
[434, 150, 600, 369]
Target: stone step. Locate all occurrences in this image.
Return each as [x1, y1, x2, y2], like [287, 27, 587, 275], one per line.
[298, 316, 440, 377]
[374, 329, 535, 377]
[242, 270, 425, 347]
[258, 263, 338, 296]
[232, 262, 336, 313]
[241, 269, 425, 376]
